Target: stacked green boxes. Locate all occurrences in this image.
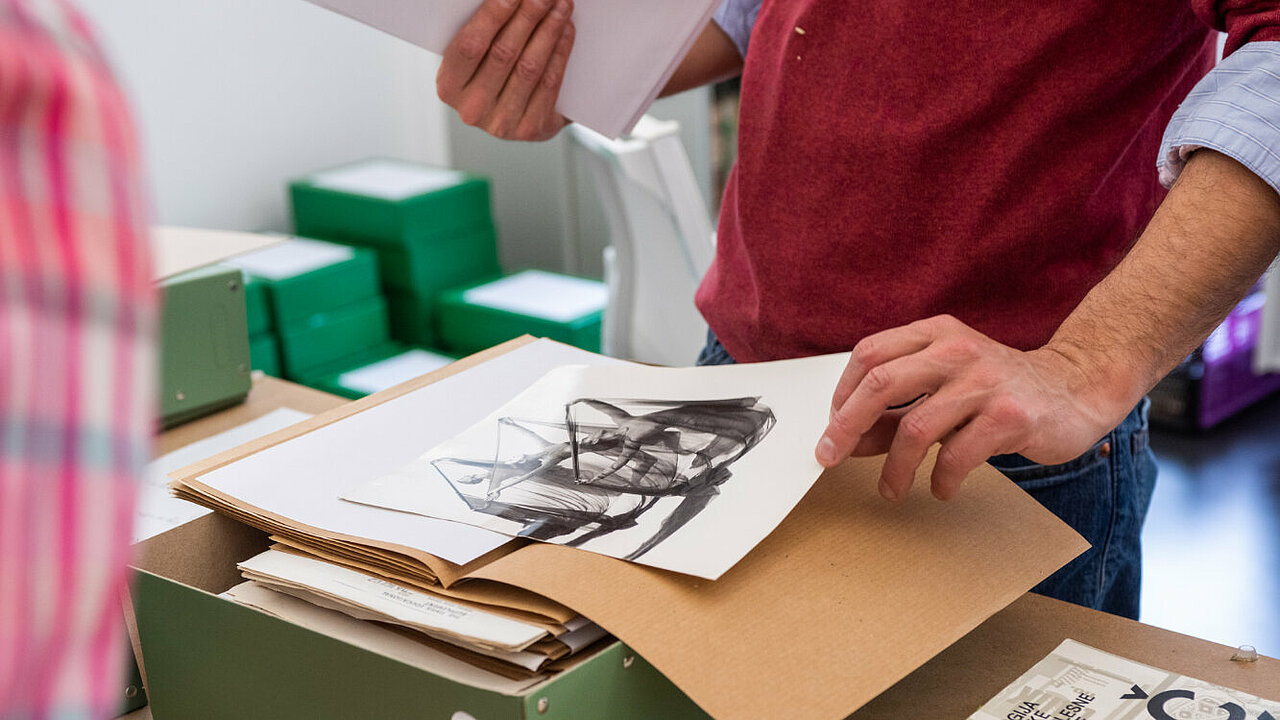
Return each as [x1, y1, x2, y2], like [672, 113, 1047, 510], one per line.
[289, 158, 501, 346]
[438, 270, 608, 355]
[243, 274, 282, 376]
[226, 238, 392, 381]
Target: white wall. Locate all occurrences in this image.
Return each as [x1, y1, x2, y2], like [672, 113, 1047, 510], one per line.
[77, 0, 452, 232]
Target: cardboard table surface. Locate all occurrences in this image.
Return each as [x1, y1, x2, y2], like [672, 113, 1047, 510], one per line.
[126, 373, 1280, 719]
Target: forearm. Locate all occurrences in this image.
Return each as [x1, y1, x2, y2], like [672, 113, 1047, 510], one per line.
[660, 20, 742, 97]
[1045, 149, 1280, 419]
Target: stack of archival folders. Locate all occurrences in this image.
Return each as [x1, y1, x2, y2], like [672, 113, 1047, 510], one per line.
[174, 480, 609, 681]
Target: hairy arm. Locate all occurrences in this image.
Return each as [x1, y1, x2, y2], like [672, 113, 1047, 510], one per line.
[816, 149, 1280, 500]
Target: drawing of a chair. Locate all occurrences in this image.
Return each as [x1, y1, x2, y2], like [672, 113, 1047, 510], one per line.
[569, 116, 716, 368]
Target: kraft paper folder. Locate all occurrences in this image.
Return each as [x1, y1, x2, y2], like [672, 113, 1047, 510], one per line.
[164, 337, 1087, 719]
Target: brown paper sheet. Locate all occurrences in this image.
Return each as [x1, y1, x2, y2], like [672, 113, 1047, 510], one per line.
[467, 451, 1088, 720]
[170, 338, 1088, 719]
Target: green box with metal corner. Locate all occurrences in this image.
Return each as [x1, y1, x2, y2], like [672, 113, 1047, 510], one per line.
[158, 265, 252, 428]
[130, 515, 711, 720]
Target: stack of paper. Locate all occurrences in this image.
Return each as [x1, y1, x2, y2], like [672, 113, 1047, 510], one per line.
[236, 548, 606, 679]
[301, 0, 721, 137]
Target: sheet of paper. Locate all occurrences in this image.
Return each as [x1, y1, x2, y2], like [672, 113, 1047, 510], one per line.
[135, 408, 312, 542]
[461, 270, 607, 323]
[239, 549, 548, 651]
[302, 0, 720, 138]
[971, 639, 1280, 720]
[344, 353, 849, 580]
[308, 159, 468, 201]
[222, 581, 547, 694]
[193, 340, 624, 566]
[337, 348, 456, 396]
[224, 237, 354, 280]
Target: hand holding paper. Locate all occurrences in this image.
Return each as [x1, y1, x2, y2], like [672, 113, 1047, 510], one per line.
[436, 0, 575, 142]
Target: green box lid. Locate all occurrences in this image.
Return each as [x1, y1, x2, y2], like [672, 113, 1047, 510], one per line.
[437, 270, 607, 355]
[277, 295, 391, 379]
[228, 237, 381, 327]
[290, 158, 492, 248]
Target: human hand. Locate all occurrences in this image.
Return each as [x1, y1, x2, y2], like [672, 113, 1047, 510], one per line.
[814, 315, 1128, 502]
[436, 0, 575, 141]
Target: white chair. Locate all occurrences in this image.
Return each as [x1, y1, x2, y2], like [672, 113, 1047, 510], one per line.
[570, 116, 716, 367]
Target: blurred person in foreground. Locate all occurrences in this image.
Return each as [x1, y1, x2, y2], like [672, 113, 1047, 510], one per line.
[0, 1, 154, 718]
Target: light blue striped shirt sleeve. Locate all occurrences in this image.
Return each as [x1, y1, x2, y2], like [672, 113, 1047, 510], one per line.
[1159, 41, 1280, 196]
[713, 0, 762, 58]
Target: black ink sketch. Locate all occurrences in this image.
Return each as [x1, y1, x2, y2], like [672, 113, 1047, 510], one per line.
[431, 397, 776, 560]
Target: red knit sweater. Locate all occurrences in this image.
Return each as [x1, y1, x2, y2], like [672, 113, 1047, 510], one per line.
[696, 1, 1274, 363]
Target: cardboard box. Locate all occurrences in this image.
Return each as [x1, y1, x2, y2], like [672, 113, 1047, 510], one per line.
[290, 159, 493, 247]
[132, 514, 707, 720]
[277, 296, 391, 378]
[156, 338, 1088, 720]
[437, 272, 606, 355]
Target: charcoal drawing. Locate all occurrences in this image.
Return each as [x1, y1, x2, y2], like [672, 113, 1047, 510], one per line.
[431, 397, 776, 560]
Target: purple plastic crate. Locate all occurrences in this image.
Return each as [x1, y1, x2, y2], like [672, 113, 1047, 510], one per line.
[1197, 292, 1280, 429]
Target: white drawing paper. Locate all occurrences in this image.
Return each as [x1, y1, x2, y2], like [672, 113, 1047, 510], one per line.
[344, 354, 850, 580]
[301, 0, 720, 138]
[136, 408, 312, 542]
[971, 639, 1280, 720]
[192, 340, 623, 566]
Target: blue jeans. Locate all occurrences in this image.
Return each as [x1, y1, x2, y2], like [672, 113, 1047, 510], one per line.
[696, 330, 1158, 619]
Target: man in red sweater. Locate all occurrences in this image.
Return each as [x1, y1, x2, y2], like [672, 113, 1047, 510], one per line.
[435, 0, 1280, 619]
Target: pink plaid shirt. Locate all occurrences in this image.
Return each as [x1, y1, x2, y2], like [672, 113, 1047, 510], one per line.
[0, 1, 154, 718]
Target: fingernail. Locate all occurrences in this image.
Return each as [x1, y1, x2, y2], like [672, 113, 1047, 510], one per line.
[816, 436, 837, 465]
[879, 479, 897, 501]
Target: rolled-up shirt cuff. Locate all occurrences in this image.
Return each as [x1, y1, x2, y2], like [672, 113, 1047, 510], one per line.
[713, 0, 762, 59]
[1158, 41, 1280, 196]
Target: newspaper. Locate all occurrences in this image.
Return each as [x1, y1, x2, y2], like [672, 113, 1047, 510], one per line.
[972, 640, 1279, 720]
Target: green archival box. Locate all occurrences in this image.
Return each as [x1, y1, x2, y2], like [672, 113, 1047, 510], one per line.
[131, 515, 710, 720]
[233, 241, 381, 328]
[157, 265, 252, 427]
[290, 159, 493, 248]
[277, 296, 392, 379]
[436, 272, 606, 355]
[249, 332, 281, 377]
[243, 274, 273, 336]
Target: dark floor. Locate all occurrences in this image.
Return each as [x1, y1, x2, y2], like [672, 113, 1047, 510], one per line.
[1141, 389, 1280, 657]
